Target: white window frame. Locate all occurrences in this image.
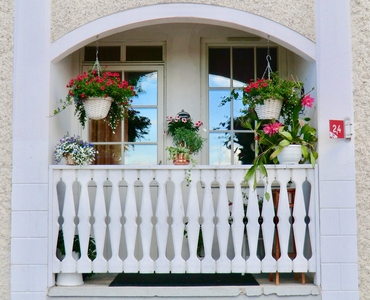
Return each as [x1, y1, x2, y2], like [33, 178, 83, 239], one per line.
[200, 38, 286, 165]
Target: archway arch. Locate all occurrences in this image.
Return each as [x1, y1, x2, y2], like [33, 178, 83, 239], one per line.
[50, 3, 316, 63]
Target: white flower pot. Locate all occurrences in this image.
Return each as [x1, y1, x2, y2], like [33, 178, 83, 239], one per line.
[55, 251, 83, 286]
[278, 145, 302, 164]
[83, 97, 113, 120]
[56, 273, 84, 286]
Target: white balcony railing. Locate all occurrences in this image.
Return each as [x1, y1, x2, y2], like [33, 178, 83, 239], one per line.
[49, 165, 318, 277]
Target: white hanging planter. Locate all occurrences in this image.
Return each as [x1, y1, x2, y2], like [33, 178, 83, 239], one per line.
[83, 97, 113, 120]
[255, 99, 283, 120]
[278, 145, 302, 164]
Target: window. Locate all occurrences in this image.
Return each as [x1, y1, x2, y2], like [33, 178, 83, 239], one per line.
[207, 46, 277, 165]
[84, 65, 164, 165]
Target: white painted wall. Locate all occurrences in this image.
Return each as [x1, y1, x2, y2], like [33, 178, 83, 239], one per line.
[315, 1, 358, 300]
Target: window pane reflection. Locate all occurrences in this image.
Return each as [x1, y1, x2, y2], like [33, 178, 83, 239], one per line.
[209, 90, 231, 130]
[126, 71, 158, 105]
[126, 108, 154, 142]
[209, 48, 230, 87]
[93, 145, 121, 165]
[209, 133, 232, 165]
[124, 145, 157, 165]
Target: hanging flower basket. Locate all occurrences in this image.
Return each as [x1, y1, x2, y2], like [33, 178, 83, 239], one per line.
[83, 97, 113, 120]
[255, 98, 283, 120]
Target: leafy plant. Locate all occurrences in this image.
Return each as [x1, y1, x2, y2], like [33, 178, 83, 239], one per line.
[166, 114, 206, 163]
[54, 69, 137, 131]
[54, 133, 98, 165]
[243, 90, 318, 194]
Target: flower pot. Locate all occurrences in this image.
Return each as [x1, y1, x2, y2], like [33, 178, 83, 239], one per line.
[56, 273, 84, 286]
[83, 97, 113, 120]
[278, 145, 302, 164]
[55, 251, 83, 286]
[65, 154, 75, 165]
[255, 99, 283, 120]
[173, 154, 190, 165]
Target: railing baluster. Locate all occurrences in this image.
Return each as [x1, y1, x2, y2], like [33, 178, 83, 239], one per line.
[170, 169, 186, 273]
[215, 170, 231, 272]
[154, 170, 170, 273]
[91, 170, 108, 272]
[139, 170, 154, 273]
[200, 169, 216, 273]
[275, 169, 293, 273]
[185, 169, 201, 273]
[107, 170, 123, 272]
[307, 168, 317, 273]
[60, 169, 78, 273]
[77, 171, 93, 273]
[123, 170, 139, 272]
[246, 172, 262, 273]
[292, 169, 308, 273]
[261, 171, 276, 273]
[231, 169, 246, 273]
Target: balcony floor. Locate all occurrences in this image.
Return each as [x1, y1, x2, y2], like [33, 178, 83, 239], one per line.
[48, 273, 321, 299]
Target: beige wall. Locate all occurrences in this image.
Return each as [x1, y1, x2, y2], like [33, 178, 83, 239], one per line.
[351, 1, 370, 299]
[51, 0, 315, 42]
[0, 0, 13, 298]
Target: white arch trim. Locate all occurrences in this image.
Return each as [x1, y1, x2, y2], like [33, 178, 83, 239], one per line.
[50, 3, 316, 63]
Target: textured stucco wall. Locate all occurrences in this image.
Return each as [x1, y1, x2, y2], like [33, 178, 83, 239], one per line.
[352, 1, 370, 299]
[0, 0, 13, 298]
[51, 0, 315, 42]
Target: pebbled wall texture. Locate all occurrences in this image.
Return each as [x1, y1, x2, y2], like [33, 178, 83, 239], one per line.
[0, 0, 13, 298]
[351, 1, 370, 299]
[51, 0, 315, 42]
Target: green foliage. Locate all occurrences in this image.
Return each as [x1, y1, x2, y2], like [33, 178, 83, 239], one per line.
[57, 229, 96, 261]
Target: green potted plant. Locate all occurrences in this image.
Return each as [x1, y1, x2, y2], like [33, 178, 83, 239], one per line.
[233, 72, 304, 121]
[243, 92, 318, 194]
[54, 69, 137, 132]
[54, 133, 98, 165]
[166, 112, 206, 165]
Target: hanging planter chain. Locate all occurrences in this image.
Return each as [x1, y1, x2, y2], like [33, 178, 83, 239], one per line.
[262, 35, 273, 80]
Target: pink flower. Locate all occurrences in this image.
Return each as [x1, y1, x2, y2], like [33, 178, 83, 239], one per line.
[263, 121, 282, 136]
[302, 95, 314, 107]
[182, 118, 187, 123]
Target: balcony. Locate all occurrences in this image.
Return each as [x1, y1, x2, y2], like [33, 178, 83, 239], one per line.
[48, 164, 319, 298]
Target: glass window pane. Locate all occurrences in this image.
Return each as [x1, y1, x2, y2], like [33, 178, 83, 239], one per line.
[89, 119, 122, 142]
[126, 46, 163, 62]
[234, 133, 255, 164]
[209, 133, 232, 165]
[126, 71, 158, 106]
[84, 46, 121, 62]
[232, 48, 254, 87]
[93, 145, 121, 165]
[124, 145, 157, 165]
[209, 48, 230, 87]
[209, 90, 231, 130]
[126, 108, 156, 142]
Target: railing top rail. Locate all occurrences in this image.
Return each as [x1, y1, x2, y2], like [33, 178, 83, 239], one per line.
[49, 164, 316, 171]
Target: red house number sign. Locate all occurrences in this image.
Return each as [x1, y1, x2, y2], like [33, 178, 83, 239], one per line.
[329, 120, 345, 138]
